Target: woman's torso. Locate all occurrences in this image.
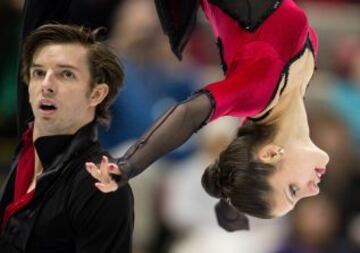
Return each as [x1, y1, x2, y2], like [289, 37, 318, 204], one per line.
[200, 0, 318, 119]
[200, 0, 315, 63]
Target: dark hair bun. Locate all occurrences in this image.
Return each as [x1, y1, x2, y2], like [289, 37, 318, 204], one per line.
[202, 162, 223, 199]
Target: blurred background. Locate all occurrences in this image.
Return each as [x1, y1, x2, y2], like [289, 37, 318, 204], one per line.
[1, 0, 360, 252]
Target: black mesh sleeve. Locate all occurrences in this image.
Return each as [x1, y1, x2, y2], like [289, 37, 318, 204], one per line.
[115, 91, 214, 181]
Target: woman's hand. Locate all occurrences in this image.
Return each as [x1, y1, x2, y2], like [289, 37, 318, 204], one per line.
[85, 156, 125, 193]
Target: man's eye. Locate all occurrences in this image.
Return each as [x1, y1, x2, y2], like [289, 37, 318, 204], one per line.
[289, 185, 299, 197]
[32, 69, 45, 78]
[62, 70, 76, 80]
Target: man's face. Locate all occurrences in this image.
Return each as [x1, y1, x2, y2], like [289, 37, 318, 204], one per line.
[29, 43, 95, 136]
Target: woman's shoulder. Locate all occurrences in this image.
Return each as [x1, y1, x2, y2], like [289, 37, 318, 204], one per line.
[202, 42, 285, 120]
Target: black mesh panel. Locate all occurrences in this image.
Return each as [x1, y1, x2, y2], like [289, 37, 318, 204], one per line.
[118, 92, 214, 179]
[208, 0, 283, 31]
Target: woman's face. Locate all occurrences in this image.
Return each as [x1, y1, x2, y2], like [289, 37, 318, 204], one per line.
[264, 140, 330, 217]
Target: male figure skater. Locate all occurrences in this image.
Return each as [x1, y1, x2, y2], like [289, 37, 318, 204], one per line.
[0, 23, 133, 252]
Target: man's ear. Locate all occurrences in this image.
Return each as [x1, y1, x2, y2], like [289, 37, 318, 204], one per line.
[89, 83, 109, 107]
[257, 144, 284, 164]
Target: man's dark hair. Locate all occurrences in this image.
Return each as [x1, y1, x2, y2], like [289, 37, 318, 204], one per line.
[22, 23, 124, 127]
[202, 122, 277, 219]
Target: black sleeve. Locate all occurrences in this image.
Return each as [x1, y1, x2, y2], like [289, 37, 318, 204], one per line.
[117, 91, 214, 180]
[67, 171, 134, 253]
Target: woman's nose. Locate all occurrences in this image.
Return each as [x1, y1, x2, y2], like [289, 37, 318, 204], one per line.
[312, 143, 330, 167]
[323, 150, 330, 166]
[317, 148, 330, 167]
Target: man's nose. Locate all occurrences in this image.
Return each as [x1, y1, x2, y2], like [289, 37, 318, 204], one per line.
[41, 71, 56, 95]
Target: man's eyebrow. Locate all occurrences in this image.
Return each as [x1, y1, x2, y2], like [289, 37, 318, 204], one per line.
[57, 64, 79, 70]
[30, 63, 79, 71]
[30, 63, 43, 68]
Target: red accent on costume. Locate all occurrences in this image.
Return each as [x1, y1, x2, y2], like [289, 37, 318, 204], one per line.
[2, 127, 35, 227]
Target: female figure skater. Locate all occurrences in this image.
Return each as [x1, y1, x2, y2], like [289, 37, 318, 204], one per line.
[87, 0, 330, 231]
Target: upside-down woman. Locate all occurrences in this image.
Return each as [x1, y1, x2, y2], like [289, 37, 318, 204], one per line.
[86, 0, 330, 231]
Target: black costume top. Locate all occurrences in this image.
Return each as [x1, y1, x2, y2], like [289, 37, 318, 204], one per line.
[0, 122, 134, 252]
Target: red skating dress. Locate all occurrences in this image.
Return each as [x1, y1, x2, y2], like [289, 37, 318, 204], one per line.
[117, 0, 319, 179]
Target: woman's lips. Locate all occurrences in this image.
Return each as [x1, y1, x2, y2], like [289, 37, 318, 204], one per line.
[315, 168, 327, 183]
[315, 168, 327, 175]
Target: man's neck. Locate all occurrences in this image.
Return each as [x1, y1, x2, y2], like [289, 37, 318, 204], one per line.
[32, 118, 93, 142]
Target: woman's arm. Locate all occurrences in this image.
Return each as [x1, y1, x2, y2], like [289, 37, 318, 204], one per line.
[86, 92, 214, 191]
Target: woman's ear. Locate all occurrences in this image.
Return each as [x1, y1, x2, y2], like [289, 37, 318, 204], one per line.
[89, 83, 109, 107]
[257, 144, 284, 164]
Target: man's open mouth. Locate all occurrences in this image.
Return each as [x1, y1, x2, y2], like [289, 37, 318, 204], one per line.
[39, 100, 57, 112]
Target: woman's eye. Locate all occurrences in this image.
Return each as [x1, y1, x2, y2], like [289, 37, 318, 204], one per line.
[289, 185, 298, 197]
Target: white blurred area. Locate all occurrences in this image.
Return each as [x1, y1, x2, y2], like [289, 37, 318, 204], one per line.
[1, 0, 360, 252]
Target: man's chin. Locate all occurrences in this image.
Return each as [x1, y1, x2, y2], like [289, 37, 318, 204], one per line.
[37, 107, 58, 117]
[35, 118, 61, 132]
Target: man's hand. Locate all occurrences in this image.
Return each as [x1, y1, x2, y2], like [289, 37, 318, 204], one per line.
[85, 156, 125, 193]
